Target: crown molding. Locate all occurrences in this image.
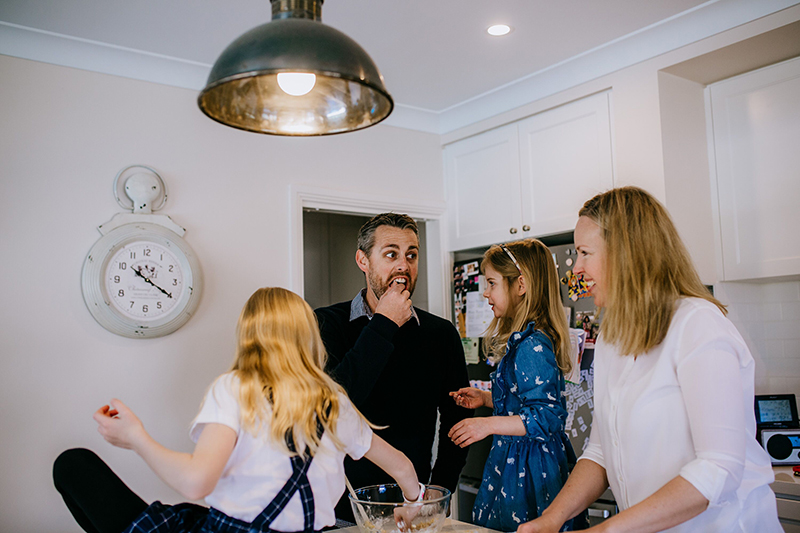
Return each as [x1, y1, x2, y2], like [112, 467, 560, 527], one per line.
[2, 0, 798, 135]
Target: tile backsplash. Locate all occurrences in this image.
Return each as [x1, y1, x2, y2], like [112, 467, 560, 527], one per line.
[714, 280, 800, 405]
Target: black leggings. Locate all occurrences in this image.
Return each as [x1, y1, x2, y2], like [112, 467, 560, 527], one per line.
[53, 448, 149, 533]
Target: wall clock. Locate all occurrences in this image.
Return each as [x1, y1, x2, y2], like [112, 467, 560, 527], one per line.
[81, 166, 202, 338]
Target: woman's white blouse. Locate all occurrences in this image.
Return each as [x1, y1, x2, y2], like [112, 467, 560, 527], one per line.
[580, 298, 781, 532]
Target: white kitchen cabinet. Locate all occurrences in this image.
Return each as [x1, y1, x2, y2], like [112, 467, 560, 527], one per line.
[518, 92, 614, 237]
[444, 123, 522, 250]
[708, 57, 800, 281]
[444, 92, 614, 251]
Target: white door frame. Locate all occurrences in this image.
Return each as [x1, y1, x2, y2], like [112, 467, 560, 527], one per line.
[290, 185, 452, 319]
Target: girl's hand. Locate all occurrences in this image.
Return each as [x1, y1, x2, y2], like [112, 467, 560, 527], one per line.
[394, 503, 423, 532]
[93, 399, 146, 450]
[448, 417, 492, 447]
[449, 387, 487, 409]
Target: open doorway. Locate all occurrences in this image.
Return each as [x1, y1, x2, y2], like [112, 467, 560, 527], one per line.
[302, 210, 428, 311]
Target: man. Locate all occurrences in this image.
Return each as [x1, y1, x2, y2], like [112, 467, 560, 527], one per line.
[315, 213, 472, 521]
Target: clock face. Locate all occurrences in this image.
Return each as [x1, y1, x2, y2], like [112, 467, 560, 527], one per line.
[104, 241, 184, 320]
[81, 222, 202, 338]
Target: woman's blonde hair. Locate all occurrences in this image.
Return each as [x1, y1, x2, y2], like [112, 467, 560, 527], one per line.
[481, 239, 572, 374]
[230, 287, 349, 455]
[579, 186, 725, 356]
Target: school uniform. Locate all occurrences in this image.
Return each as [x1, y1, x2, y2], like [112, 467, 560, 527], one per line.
[54, 372, 373, 533]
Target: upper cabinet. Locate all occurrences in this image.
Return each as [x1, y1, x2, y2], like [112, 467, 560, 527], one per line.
[445, 92, 614, 251]
[708, 57, 800, 281]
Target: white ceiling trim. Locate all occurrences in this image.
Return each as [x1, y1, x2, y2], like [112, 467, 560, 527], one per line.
[1, 0, 797, 135]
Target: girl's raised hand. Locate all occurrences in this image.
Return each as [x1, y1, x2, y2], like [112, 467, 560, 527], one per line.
[449, 387, 486, 409]
[93, 399, 146, 450]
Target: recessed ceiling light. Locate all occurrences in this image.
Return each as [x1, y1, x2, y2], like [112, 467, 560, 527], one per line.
[487, 24, 512, 36]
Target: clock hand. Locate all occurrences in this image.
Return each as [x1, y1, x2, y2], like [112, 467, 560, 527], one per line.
[133, 266, 173, 299]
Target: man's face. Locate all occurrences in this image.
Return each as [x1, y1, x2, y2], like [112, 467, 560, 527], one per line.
[359, 226, 419, 300]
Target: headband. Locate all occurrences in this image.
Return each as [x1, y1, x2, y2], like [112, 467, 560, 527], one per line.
[500, 244, 522, 274]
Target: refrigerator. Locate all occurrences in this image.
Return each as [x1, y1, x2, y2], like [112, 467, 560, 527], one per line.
[451, 236, 606, 523]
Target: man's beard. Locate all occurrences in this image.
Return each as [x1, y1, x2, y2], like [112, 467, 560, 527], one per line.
[369, 271, 416, 300]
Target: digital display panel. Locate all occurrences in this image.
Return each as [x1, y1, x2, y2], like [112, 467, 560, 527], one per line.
[757, 399, 794, 423]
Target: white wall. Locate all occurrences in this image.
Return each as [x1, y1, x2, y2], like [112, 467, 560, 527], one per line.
[716, 281, 800, 409]
[0, 54, 443, 532]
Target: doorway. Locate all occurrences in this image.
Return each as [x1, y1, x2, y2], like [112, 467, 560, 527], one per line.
[302, 210, 428, 311]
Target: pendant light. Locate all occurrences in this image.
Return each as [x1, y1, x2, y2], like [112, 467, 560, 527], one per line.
[198, 0, 393, 136]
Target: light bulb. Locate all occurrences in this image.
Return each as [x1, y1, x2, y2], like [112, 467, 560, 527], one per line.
[487, 24, 512, 36]
[277, 72, 317, 96]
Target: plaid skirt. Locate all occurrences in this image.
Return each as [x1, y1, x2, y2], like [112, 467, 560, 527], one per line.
[123, 501, 320, 533]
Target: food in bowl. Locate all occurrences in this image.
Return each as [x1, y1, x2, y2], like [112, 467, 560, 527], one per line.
[349, 484, 451, 533]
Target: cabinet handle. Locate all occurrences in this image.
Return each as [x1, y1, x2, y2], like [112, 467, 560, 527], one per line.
[522, 225, 530, 232]
[509, 227, 518, 234]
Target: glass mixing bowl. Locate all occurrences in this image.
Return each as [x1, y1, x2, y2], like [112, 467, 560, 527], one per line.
[348, 484, 451, 533]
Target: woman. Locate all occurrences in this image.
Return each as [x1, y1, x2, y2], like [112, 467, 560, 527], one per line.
[518, 187, 780, 532]
[449, 239, 577, 531]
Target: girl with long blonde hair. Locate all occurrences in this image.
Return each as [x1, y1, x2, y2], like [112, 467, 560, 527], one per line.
[448, 239, 577, 532]
[54, 287, 422, 533]
[518, 187, 780, 533]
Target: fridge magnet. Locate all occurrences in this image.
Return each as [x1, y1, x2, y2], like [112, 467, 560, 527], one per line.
[561, 270, 591, 301]
[574, 311, 599, 347]
[461, 337, 480, 365]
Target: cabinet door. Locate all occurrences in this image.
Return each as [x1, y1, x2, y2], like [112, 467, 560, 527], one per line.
[444, 123, 522, 250]
[709, 57, 800, 281]
[518, 92, 614, 236]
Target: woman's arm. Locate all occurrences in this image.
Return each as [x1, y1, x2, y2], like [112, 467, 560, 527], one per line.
[94, 400, 236, 501]
[518, 459, 610, 533]
[580, 476, 707, 533]
[363, 433, 420, 500]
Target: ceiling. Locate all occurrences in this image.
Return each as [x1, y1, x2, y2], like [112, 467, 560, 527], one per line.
[1, 0, 797, 133]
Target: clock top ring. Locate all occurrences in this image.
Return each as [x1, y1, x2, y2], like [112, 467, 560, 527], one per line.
[113, 165, 168, 213]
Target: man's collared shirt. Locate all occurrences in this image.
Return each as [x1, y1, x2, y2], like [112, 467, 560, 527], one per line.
[349, 288, 420, 325]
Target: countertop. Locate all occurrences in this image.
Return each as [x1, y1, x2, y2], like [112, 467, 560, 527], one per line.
[773, 465, 800, 497]
[336, 518, 500, 533]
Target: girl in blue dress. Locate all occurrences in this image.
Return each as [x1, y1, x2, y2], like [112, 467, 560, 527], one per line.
[449, 239, 577, 532]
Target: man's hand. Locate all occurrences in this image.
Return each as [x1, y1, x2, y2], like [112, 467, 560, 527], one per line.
[93, 399, 146, 451]
[448, 417, 492, 448]
[449, 387, 489, 409]
[375, 279, 413, 327]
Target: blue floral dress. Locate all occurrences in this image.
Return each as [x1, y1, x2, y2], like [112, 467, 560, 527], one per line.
[472, 322, 576, 532]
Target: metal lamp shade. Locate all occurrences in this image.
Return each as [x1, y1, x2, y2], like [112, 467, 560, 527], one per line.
[198, 18, 393, 136]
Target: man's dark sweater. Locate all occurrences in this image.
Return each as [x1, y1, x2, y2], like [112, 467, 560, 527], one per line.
[315, 300, 472, 520]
